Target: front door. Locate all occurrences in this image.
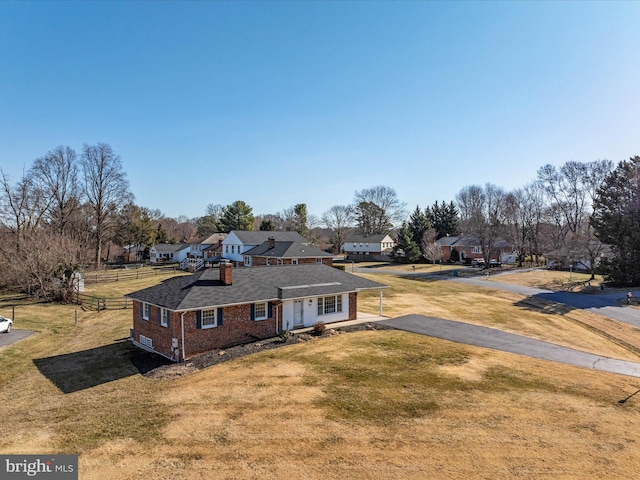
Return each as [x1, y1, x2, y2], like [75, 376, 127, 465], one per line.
[293, 300, 304, 327]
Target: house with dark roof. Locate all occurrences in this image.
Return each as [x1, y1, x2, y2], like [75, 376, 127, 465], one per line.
[436, 236, 515, 263]
[222, 230, 308, 263]
[342, 233, 395, 261]
[126, 263, 387, 362]
[242, 236, 333, 267]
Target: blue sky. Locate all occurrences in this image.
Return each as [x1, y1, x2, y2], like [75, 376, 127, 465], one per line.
[1, 1, 639, 222]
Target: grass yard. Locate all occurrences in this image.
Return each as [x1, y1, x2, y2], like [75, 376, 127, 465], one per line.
[487, 268, 605, 291]
[1, 268, 640, 478]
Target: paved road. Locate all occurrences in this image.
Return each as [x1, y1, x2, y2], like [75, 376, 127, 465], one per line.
[450, 275, 640, 328]
[352, 266, 640, 327]
[0, 329, 33, 348]
[381, 314, 640, 378]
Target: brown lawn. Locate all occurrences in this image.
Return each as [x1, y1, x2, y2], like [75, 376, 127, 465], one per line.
[2, 268, 640, 479]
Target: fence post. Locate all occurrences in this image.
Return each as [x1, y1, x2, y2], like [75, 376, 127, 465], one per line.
[75, 310, 78, 326]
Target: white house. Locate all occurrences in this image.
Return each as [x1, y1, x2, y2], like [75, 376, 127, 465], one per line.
[149, 243, 191, 264]
[342, 233, 395, 260]
[222, 231, 309, 263]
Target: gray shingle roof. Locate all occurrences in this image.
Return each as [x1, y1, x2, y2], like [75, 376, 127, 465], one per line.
[126, 264, 386, 311]
[229, 231, 308, 244]
[243, 241, 332, 258]
[152, 243, 189, 254]
[344, 234, 391, 243]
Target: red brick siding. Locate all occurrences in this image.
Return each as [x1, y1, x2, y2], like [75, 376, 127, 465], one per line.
[132, 300, 282, 361]
[348, 292, 357, 320]
[132, 303, 180, 360]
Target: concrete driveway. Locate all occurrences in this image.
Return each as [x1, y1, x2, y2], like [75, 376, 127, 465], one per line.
[0, 329, 33, 348]
[380, 314, 640, 378]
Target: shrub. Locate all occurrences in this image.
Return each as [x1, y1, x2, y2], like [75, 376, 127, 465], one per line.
[312, 321, 326, 335]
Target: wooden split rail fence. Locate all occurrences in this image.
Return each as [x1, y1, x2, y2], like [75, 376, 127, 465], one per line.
[75, 292, 133, 312]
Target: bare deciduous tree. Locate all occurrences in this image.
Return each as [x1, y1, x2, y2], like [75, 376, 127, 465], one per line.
[353, 185, 406, 235]
[30, 146, 81, 236]
[456, 183, 507, 264]
[80, 143, 133, 268]
[322, 205, 354, 253]
[421, 228, 442, 263]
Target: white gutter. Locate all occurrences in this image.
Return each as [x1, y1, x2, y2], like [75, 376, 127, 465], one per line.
[181, 312, 186, 362]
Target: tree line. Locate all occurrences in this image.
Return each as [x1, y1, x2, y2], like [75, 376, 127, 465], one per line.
[1, 143, 639, 299]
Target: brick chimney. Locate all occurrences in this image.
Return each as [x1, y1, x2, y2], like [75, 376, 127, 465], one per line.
[268, 236, 276, 250]
[220, 262, 233, 285]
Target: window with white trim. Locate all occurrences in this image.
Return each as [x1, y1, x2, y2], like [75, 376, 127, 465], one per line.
[316, 258, 322, 264]
[160, 308, 169, 327]
[292, 258, 298, 265]
[201, 309, 217, 328]
[254, 302, 267, 320]
[139, 334, 153, 348]
[277, 258, 283, 265]
[143, 302, 150, 321]
[244, 256, 251, 266]
[472, 246, 482, 254]
[317, 295, 343, 315]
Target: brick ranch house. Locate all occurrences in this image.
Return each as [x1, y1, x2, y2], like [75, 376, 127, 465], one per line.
[126, 263, 387, 362]
[242, 236, 334, 266]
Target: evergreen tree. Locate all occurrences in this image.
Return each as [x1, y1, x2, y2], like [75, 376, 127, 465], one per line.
[591, 156, 640, 285]
[259, 219, 275, 231]
[391, 222, 422, 263]
[219, 200, 254, 232]
[427, 201, 460, 239]
[355, 201, 393, 235]
[408, 205, 431, 248]
[196, 215, 219, 237]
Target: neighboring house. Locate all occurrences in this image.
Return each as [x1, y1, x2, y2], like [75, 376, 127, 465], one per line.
[436, 236, 515, 263]
[342, 234, 395, 261]
[242, 236, 333, 267]
[222, 231, 309, 263]
[126, 263, 387, 362]
[201, 233, 227, 259]
[149, 243, 190, 264]
[150, 234, 228, 269]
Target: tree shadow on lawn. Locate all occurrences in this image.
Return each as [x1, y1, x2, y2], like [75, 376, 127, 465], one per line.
[33, 341, 172, 394]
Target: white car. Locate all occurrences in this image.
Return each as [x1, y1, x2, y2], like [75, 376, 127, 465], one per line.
[0, 316, 12, 333]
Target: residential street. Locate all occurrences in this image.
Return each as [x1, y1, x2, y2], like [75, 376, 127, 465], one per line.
[449, 273, 640, 328]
